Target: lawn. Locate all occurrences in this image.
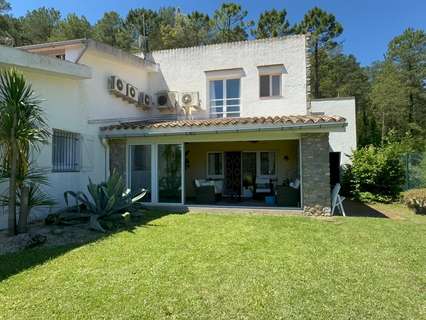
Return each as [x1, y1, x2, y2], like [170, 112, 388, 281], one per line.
[0, 206, 425, 319]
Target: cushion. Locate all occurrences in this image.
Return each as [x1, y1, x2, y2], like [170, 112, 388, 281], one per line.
[200, 181, 214, 187]
[213, 180, 223, 194]
[290, 179, 300, 189]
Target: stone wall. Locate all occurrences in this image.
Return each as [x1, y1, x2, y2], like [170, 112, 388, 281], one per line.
[301, 133, 331, 215]
[109, 139, 126, 181]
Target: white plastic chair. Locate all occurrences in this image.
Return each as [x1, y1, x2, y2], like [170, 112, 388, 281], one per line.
[255, 177, 271, 193]
[331, 183, 346, 216]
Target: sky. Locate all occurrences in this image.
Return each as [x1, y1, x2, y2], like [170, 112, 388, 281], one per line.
[7, 0, 426, 66]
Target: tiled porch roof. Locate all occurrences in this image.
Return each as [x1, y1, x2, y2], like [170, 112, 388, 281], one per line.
[101, 115, 346, 131]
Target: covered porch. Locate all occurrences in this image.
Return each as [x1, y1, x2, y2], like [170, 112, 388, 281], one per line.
[185, 140, 301, 208]
[101, 115, 347, 214]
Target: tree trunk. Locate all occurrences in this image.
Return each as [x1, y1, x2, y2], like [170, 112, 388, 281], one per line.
[17, 185, 30, 234]
[314, 42, 320, 98]
[381, 110, 386, 145]
[8, 113, 17, 236]
[408, 92, 414, 124]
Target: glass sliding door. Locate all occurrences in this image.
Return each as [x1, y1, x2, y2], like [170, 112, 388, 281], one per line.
[158, 144, 182, 203]
[129, 145, 152, 202]
[242, 152, 256, 198]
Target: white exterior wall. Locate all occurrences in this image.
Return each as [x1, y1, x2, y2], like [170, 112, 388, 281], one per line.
[78, 50, 151, 121]
[65, 45, 85, 62]
[0, 48, 155, 229]
[0, 68, 104, 228]
[0, 37, 358, 228]
[311, 97, 357, 164]
[149, 36, 308, 117]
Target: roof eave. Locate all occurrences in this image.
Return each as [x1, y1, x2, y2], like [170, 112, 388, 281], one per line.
[0, 44, 92, 79]
[17, 38, 87, 51]
[83, 40, 159, 72]
[100, 122, 347, 138]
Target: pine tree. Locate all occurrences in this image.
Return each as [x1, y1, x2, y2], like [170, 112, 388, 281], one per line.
[49, 13, 92, 41]
[93, 11, 132, 51]
[211, 3, 253, 43]
[20, 7, 61, 44]
[252, 9, 291, 39]
[387, 28, 426, 127]
[295, 7, 343, 98]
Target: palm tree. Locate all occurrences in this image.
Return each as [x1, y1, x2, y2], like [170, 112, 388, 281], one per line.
[0, 68, 49, 235]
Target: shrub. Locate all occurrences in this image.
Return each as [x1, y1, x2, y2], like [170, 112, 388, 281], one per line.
[402, 188, 426, 214]
[342, 144, 405, 202]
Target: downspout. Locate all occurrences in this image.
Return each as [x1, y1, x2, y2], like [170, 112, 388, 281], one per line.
[101, 137, 109, 180]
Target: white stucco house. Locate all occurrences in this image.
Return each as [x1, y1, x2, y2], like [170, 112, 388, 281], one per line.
[0, 35, 356, 228]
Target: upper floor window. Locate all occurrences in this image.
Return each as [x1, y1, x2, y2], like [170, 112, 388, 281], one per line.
[52, 129, 81, 172]
[260, 74, 281, 98]
[209, 78, 240, 118]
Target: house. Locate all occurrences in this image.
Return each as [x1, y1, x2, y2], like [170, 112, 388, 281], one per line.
[0, 35, 356, 228]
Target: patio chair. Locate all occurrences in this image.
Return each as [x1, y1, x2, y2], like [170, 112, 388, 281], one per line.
[331, 183, 346, 216]
[276, 185, 300, 207]
[254, 177, 272, 200]
[194, 179, 215, 204]
[193, 179, 223, 204]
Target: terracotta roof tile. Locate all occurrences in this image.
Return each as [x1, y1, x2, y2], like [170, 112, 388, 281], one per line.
[100, 115, 346, 132]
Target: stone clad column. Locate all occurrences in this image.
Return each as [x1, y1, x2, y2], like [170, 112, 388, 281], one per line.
[301, 133, 331, 215]
[109, 139, 126, 182]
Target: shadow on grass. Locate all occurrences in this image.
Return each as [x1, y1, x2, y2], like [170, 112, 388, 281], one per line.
[0, 209, 185, 282]
[342, 199, 388, 218]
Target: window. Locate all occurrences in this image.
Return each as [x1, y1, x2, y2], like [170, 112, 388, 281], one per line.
[207, 152, 223, 177]
[52, 129, 81, 172]
[259, 74, 281, 97]
[209, 78, 240, 118]
[260, 152, 276, 176]
[130, 145, 152, 202]
[158, 144, 182, 203]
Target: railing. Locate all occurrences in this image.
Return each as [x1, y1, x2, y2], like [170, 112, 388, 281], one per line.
[209, 98, 240, 118]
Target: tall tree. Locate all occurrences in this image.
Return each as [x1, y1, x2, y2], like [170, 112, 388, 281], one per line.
[158, 11, 211, 49]
[252, 9, 291, 39]
[295, 7, 343, 98]
[49, 13, 92, 41]
[0, 69, 49, 235]
[211, 3, 253, 43]
[387, 28, 426, 126]
[93, 11, 133, 51]
[0, 0, 10, 13]
[125, 8, 159, 51]
[370, 61, 409, 143]
[20, 7, 61, 44]
[0, 0, 14, 46]
[185, 11, 211, 46]
[319, 51, 378, 145]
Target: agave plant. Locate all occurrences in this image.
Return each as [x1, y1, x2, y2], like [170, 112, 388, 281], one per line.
[64, 171, 147, 232]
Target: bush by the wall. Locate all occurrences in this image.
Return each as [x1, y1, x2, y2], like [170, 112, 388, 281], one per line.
[402, 188, 426, 214]
[342, 144, 405, 202]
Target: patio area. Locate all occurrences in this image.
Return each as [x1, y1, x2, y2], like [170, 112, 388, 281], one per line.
[184, 140, 301, 208]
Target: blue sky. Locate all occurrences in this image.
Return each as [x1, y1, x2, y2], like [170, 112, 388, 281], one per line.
[8, 0, 426, 65]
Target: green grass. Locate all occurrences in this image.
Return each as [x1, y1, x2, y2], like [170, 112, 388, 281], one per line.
[0, 208, 425, 319]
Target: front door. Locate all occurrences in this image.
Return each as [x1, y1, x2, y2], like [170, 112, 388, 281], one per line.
[224, 152, 241, 198]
